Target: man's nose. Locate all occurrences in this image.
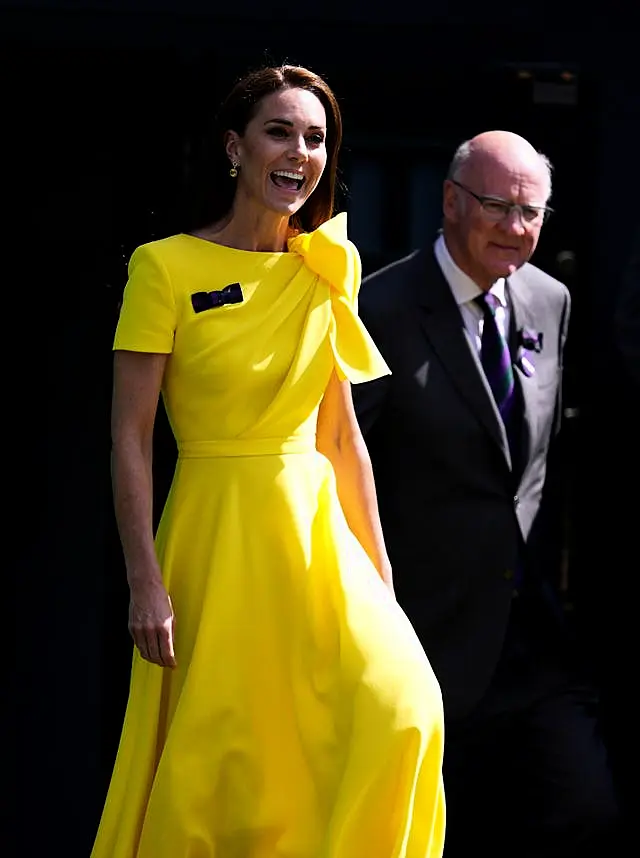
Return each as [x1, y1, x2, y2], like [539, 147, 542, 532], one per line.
[502, 207, 527, 235]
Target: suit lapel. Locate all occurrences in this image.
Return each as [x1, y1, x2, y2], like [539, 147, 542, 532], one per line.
[416, 250, 511, 464]
[506, 272, 539, 463]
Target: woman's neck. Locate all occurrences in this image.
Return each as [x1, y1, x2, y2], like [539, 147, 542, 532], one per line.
[203, 205, 293, 253]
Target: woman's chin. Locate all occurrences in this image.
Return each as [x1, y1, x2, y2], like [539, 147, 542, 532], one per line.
[266, 199, 306, 218]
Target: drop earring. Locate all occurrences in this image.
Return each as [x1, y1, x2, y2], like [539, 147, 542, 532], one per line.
[229, 161, 239, 178]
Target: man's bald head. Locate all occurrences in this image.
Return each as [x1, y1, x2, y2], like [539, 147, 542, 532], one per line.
[448, 131, 552, 203]
[442, 131, 553, 290]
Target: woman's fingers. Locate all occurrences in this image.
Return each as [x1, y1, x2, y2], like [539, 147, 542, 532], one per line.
[144, 628, 161, 664]
[131, 627, 149, 662]
[128, 589, 176, 667]
[157, 618, 177, 668]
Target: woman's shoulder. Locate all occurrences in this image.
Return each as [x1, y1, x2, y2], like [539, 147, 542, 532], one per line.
[129, 233, 239, 283]
[130, 233, 203, 262]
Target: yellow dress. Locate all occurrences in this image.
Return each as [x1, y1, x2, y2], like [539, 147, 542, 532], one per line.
[92, 214, 445, 858]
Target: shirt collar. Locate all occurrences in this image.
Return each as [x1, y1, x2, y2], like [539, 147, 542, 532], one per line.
[434, 233, 506, 308]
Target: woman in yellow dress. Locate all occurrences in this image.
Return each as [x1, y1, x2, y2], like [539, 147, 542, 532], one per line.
[92, 64, 445, 858]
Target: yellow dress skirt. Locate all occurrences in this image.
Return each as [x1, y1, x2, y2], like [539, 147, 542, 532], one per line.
[92, 214, 445, 858]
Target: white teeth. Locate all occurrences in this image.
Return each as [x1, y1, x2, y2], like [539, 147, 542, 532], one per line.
[272, 170, 305, 182]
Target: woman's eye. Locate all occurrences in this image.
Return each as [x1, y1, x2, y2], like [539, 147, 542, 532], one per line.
[307, 134, 325, 145]
[267, 127, 288, 137]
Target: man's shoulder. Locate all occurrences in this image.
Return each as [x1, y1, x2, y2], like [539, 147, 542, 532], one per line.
[518, 260, 569, 300]
[363, 248, 424, 282]
[360, 247, 430, 311]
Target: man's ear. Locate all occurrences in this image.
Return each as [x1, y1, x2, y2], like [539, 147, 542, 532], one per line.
[443, 179, 460, 223]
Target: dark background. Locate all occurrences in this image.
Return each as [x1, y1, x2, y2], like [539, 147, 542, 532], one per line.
[7, 2, 638, 854]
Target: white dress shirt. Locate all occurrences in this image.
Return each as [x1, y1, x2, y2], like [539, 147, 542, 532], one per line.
[433, 233, 509, 352]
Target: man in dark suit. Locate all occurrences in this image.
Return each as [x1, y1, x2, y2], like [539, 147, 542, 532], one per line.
[354, 131, 620, 858]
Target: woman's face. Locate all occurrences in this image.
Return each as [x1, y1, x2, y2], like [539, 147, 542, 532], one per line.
[226, 87, 328, 218]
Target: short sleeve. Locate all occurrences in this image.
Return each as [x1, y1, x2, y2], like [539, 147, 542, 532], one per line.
[113, 244, 177, 353]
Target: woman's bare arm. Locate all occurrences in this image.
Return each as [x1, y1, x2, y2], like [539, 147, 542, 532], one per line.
[316, 370, 393, 593]
[111, 350, 176, 667]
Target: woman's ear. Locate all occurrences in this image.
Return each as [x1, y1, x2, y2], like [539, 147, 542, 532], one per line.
[224, 130, 241, 166]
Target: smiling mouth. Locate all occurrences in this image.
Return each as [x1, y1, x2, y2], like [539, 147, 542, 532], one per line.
[270, 170, 305, 192]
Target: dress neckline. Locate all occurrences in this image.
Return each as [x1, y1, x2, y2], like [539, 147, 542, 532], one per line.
[181, 232, 291, 257]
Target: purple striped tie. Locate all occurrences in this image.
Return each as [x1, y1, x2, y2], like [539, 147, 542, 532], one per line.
[476, 293, 523, 588]
[475, 292, 515, 420]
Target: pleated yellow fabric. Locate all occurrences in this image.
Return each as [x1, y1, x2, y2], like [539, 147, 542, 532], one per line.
[93, 214, 445, 858]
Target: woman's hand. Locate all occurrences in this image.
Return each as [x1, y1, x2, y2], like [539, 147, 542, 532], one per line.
[128, 579, 177, 668]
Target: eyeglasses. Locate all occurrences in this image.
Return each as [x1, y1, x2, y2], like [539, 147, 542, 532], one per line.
[450, 179, 553, 226]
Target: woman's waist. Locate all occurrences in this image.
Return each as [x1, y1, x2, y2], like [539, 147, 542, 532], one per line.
[177, 436, 317, 458]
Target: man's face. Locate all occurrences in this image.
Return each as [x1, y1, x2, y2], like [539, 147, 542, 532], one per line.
[443, 155, 550, 290]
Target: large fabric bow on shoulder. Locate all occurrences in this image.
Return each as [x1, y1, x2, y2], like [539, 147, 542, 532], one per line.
[289, 214, 390, 384]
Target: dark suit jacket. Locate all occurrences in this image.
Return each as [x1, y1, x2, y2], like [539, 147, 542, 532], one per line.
[354, 246, 571, 721]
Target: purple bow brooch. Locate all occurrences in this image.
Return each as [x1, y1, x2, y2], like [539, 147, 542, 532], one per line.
[516, 328, 543, 377]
